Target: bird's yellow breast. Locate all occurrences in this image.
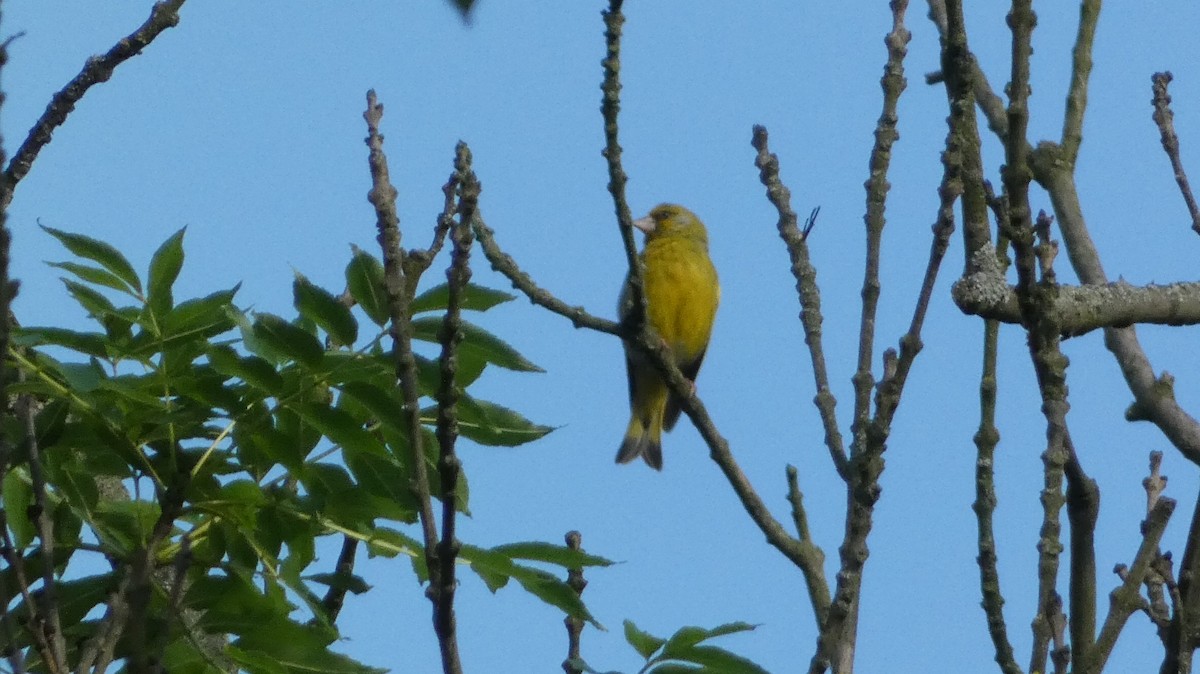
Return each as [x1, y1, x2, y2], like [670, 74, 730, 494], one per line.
[641, 236, 719, 364]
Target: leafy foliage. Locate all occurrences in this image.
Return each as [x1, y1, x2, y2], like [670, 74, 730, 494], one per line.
[569, 621, 766, 674]
[1, 228, 599, 672]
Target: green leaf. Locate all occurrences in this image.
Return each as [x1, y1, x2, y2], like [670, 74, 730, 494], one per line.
[414, 352, 487, 393]
[661, 622, 759, 658]
[42, 225, 142, 294]
[147, 227, 186, 319]
[337, 381, 405, 433]
[433, 395, 554, 447]
[290, 401, 380, 457]
[411, 317, 543, 372]
[657, 644, 770, 674]
[92, 500, 161, 556]
[364, 526, 422, 561]
[294, 274, 358, 346]
[2, 469, 34, 548]
[305, 571, 371, 595]
[56, 359, 106, 393]
[252, 313, 324, 367]
[460, 544, 600, 627]
[7, 573, 116, 637]
[346, 246, 389, 326]
[508, 563, 600, 628]
[342, 448, 417, 523]
[410, 282, 516, 314]
[625, 620, 666, 660]
[161, 286, 239, 343]
[299, 463, 379, 530]
[232, 619, 386, 674]
[47, 261, 136, 296]
[13, 326, 109, 358]
[61, 278, 116, 321]
[492, 541, 614, 569]
[208, 345, 284, 396]
[190, 572, 288, 635]
[197, 479, 269, 530]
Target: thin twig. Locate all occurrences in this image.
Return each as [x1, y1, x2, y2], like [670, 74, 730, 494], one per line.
[319, 536, 358, 623]
[363, 90, 460, 674]
[427, 142, 476, 668]
[851, 0, 910, 463]
[18, 389, 67, 671]
[561, 531, 587, 674]
[1065, 439, 1100, 671]
[1, 0, 188, 209]
[786, 465, 830, 626]
[751, 126, 847, 480]
[75, 570, 131, 674]
[1088, 498, 1177, 672]
[599, 0, 643, 331]
[974, 300, 1023, 674]
[1151, 72, 1200, 236]
[1060, 0, 1101, 166]
[472, 218, 619, 335]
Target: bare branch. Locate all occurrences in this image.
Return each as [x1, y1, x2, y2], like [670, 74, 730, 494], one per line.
[363, 90, 460, 674]
[1089, 498, 1177, 672]
[18, 389, 67, 671]
[426, 142, 478, 669]
[561, 531, 588, 674]
[751, 125, 848, 480]
[599, 0, 643, 330]
[786, 465, 831, 627]
[1151, 72, 1200, 236]
[1060, 0, 1102, 166]
[472, 217, 620, 335]
[1, 0, 188, 209]
[1032, 148, 1200, 468]
[953, 262, 1200, 337]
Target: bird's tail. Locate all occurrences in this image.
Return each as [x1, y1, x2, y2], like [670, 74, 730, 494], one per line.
[616, 413, 664, 470]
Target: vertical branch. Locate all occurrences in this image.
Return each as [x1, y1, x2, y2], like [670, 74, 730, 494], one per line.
[363, 90, 459, 673]
[319, 536, 358, 623]
[1150, 72, 1200, 236]
[18, 389, 67, 672]
[1059, 0, 1101, 167]
[808, 5, 912, 673]
[1088, 498, 1177, 672]
[974, 297, 1023, 674]
[561, 531, 588, 674]
[786, 465, 830, 626]
[751, 126, 848, 480]
[1166, 483, 1200, 674]
[599, 0, 643, 332]
[850, 0, 910, 460]
[1065, 439, 1100, 669]
[0, 20, 27, 672]
[937, 0, 993, 259]
[427, 142, 477, 674]
[1, 0, 188, 210]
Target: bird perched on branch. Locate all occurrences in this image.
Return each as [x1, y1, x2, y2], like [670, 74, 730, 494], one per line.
[616, 203, 720, 470]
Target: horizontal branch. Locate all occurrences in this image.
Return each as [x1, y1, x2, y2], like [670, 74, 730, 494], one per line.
[952, 246, 1200, 337]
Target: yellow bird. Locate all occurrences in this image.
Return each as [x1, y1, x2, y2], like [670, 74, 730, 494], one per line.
[616, 204, 720, 470]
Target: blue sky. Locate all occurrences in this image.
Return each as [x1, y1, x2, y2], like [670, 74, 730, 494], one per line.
[5, 1, 1200, 672]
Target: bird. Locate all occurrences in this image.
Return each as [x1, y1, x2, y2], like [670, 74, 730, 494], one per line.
[616, 203, 720, 470]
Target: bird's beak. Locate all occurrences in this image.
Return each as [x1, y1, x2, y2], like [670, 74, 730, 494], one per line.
[632, 216, 656, 234]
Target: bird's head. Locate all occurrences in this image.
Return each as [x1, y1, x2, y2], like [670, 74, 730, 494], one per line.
[632, 204, 708, 244]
